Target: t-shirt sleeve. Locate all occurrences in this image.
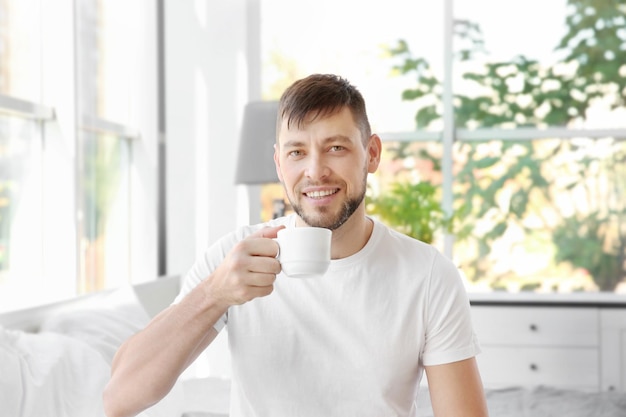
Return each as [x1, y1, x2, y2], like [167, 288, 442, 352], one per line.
[421, 252, 481, 366]
[171, 230, 241, 332]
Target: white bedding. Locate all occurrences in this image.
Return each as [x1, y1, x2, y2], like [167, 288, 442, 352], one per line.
[0, 284, 184, 417]
[0, 327, 110, 417]
[3, 279, 625, 417]
[416, 385, 626, 417]
[179, 378, 626, 417]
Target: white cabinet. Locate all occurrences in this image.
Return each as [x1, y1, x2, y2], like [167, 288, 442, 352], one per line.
[600, 309, 626, 392]
[469, 300, 626, 392]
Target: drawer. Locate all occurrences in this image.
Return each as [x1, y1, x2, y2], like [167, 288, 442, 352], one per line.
[471, 306, 599, 347]
[600, 309, 626, 391]
[477, 346, 599, 389]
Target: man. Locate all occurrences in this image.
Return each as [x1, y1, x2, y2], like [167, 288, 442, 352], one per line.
[104, 74, 489, 417]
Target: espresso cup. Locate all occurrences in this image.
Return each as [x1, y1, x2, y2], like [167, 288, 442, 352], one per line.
[275, 227, 332, 278]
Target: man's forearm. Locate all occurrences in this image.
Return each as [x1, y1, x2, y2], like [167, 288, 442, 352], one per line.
[103, 285, 225, 417]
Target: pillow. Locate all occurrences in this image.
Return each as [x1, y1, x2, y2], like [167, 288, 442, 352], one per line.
[40, 284, 152, 364]
[39, 284, 185, 417]
[0, 325, 110, 417]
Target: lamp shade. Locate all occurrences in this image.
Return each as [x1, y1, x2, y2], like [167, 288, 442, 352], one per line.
[234, 101, 280, 185]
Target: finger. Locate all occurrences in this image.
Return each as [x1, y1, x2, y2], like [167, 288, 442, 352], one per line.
[247, 225, 286, 240]
[242, 282, 275, 300]
[232, 269, 277, 303]
[241, 235, 281, 258]
[244, 255, 281, 276]
[227, 276, 275, 304]
[245, 271, 278, 288]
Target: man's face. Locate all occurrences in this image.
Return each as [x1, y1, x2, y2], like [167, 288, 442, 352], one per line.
[274, 107, 379, 230]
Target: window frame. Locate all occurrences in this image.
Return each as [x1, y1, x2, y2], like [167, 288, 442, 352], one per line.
[0, 0, 159, 312]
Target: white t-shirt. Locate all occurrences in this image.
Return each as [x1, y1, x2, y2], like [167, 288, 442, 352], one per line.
[176, 214, 480, 417]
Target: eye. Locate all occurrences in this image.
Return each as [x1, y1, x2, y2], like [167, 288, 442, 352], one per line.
[329, 145, 345, 152]
[288, 149, 303, 157]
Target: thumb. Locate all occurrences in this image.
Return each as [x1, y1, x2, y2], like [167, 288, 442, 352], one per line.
[248, 225, 286, 240]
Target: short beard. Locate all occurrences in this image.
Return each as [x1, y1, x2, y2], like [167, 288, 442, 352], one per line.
[293, 193, 363, 230]
[289, 171, 368, 231]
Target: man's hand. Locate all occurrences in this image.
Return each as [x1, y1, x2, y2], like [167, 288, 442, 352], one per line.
[204, 225, 285, 306]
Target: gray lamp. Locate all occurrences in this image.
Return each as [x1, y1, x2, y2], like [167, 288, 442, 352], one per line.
[235, 101, 280, 184]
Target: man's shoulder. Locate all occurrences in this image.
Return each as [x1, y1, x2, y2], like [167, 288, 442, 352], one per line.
[371, 218, 452, 271]
[373, 218, 434, 250]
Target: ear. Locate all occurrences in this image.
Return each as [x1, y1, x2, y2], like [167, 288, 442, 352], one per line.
[366, 134, 382, 174]
[273, 143, 284, 182]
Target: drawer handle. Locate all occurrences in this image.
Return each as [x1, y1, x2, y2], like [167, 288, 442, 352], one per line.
[529, 363, 538, 371]
[529, 324, 538, 332]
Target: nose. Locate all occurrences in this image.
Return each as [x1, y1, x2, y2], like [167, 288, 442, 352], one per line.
[304, 153, 330, 180]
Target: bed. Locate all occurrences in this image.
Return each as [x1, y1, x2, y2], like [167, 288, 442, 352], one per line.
[1, 276, 625, 417]
[416, 385, 626, 417]
[0, 276, 185, 417]
[178, 377, 626, 417]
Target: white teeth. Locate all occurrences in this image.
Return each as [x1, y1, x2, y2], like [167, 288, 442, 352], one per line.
[306, 189, 336, 198]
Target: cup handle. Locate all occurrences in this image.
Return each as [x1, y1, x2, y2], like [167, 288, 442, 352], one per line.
[272, 238, 281, 260]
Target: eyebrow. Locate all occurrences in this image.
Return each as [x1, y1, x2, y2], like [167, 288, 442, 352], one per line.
[282, 135, 353, 149]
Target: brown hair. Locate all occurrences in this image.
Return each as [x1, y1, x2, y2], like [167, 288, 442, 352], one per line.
[277, 74, 371, 145]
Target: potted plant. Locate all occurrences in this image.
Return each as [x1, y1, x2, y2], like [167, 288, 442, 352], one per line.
[367, 181, 455, 245]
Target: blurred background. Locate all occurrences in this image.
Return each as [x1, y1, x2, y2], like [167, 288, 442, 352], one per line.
[1, 0, 625, 314]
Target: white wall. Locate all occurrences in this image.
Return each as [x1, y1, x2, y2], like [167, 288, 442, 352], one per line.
[130, 0, 160, 285]
[165, 0, 255, 277]
[165, 0, 263, 380]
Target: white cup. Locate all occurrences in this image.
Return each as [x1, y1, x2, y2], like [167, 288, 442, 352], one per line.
[275, 227, 332, 278]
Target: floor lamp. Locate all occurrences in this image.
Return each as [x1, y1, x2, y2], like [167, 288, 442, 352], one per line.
[234, 101, 280, 224]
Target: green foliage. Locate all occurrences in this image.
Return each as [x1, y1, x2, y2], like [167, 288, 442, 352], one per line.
[553, 213, 622, 291]
[367, 181, 453, 244]
[82, 134, 125, 241]
[550, 139, 626, 291]
[384, 0, 626, 291]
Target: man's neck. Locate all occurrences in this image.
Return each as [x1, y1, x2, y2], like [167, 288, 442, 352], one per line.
[328, 212, 374, 259]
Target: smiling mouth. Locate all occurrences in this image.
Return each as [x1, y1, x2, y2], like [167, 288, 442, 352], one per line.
[305, 189, 339, 199]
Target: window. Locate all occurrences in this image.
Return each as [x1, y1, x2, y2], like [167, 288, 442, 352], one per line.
[0, 114, 45, 298]
[75, 0, 139, 291]
[259, 0, 626, 293]
[0, 0, 157, 312]
[79, 131, 131, 292]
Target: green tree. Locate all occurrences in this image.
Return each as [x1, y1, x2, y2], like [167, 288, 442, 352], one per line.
[367, 181, 453, 244]
[385, 0, 626, 291]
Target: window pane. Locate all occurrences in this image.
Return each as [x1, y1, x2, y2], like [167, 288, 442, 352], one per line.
[79, 132, 131, 292]
[0, 0, 42, 101]
[260, 0, 444, 133]
[0, 114, 45, 311]
[454, 0, 626, 129]
[77, 0, 137, 124]
[452, 137, 626, 293]
[367, 140, 447, 249]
